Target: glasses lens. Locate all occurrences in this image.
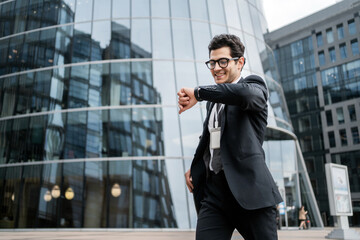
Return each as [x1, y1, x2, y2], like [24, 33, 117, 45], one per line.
[218, 58, 229, 68]
[207, 61, 215, 69]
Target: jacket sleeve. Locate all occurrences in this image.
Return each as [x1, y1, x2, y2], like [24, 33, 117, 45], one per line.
[196, 75, 268, 111]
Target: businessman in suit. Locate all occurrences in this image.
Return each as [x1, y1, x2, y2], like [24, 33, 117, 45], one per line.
[177, 34, 283, 240]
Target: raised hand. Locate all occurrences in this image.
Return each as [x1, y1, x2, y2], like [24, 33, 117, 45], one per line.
[177, 87, 198, 114]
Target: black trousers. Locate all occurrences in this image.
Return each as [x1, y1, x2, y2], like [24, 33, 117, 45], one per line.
[196, 171, 278, 240]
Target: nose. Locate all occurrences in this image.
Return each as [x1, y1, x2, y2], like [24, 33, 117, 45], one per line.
[213, 62, 222, 71]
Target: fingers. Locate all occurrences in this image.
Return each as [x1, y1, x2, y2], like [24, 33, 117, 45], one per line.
[185, 169, 194, 193]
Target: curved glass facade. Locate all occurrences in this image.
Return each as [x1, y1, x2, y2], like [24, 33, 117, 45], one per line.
[0, 0, 322, 229]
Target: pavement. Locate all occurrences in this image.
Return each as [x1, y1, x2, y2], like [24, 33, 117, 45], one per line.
[0, 228, 360, 240]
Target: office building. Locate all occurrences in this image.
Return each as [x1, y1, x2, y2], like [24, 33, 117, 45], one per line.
[265, 0, 360, 226]
[0, 0, 322, 229]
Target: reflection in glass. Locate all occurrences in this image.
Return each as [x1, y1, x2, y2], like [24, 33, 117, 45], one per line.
[172, 20, 194, 60]
[151, 0, 170, 17]
[131, 19, 152, 58]
[75, 0, 93, 22]
[152, 19, 173, 59]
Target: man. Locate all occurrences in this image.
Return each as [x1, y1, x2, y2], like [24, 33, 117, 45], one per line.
[177, 34, 282, 240]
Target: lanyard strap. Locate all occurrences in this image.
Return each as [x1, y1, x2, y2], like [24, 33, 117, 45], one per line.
[214, 103, 224, 128]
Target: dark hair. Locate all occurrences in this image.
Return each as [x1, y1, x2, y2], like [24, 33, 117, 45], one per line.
[208, 34, 246, 66]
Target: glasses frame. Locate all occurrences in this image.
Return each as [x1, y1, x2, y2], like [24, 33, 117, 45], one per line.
[205, 57, 240, 70]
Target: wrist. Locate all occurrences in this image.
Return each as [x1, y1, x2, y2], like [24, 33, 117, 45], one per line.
[194, 87, 203, 101]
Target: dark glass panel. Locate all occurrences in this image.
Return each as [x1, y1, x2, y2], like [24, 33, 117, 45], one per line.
[0, 167, 21, 228]
[72, 23, 92, 63]
[111, 20, 130, 59]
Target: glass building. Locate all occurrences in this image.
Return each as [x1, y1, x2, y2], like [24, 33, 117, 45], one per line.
[0, 0, 322, 229]
[264, 0, 360, 226]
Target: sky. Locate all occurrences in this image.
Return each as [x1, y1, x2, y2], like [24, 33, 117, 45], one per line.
[263, 0, 342, 32]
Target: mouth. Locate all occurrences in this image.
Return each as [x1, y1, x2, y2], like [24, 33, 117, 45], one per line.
[215, 72, 225, 77]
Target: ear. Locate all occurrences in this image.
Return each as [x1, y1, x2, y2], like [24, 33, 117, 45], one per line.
[237, 57, 245, 70]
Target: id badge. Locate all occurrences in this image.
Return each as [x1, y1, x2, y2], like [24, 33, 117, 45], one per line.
[210, 127, 221, 149]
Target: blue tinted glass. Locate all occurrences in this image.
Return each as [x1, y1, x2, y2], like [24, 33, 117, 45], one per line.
[111, 20, 130, 59]
[348, 19, 356, 35]
[152, 19, 173, 59]
[93, 0, 110, 20]
[337, 24, 344, 39]
[132, 0, 150, 17]
[340, 44, 347, 59]
[318, 51, 325, 66]
[172, 20, 194, 60]
[75, 0, 93, 22]
[151, 0, 169, 17]
[326, 29, 334, 43]
[223, 0, 240, 28]
[170, 0, 189, 18]
[92, 21, 111, 59]
[207, 0, 226, 24]
[329, 48, 336, 62]
[192, 21, 211, 61]
[131, 19, 152, 58]
[112, 0, 130, 18]
[316, 33, 323, 47]
[351, 40, 359, 55]
[72, 23, 92, 63]
[189, 0, 208, 20]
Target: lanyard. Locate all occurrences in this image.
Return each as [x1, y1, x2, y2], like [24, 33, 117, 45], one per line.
[214, 103, 224, 128]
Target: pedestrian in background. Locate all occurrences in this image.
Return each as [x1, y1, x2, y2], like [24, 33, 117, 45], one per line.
[298, 206, 308, 230]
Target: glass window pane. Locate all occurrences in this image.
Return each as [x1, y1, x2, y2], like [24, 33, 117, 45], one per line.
[339, 129, 347, 146]
[336, 107, 344, 124]
[92, 20, 111, 59]
[326, 28, 333, 43]
[172, 20, 194, 60]
[340, 43, 347, 59]
[223, 0, 241, 28]
[75, 0, 93, 22]
[351, 39, 359, 56]
[132, 0, 150, 17]
[111, 20, 131, 59]
[207, 0, 226, 24]
[112, 0, 130, 18]
[170, 0, 189, 18]
[351, 127, 359, 144]
[325, 110, 333, 126]
[189, 0, 208, 20]
[152, 19, 173, 59]
[348, 19, 356, 35]
[151, 0, 169, 17]
[192, 21, 211, 61]
[72, 23, 92, 63]
[238, 0, 253, 36]
[93, 0, 110, 20]
[316, 32, 323, 47]
[337, 24, 344, 39]
[131, 19, 152, 58]
[348, 104, 356, 122]
[318, 51, 325, 66]
[329, 47, 336, 63]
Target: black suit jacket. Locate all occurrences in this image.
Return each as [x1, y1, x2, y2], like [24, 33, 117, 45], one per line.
[191, 75, 283, 213]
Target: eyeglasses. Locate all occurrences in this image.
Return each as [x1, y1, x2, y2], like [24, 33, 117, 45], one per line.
[205, 57, 239, 70]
